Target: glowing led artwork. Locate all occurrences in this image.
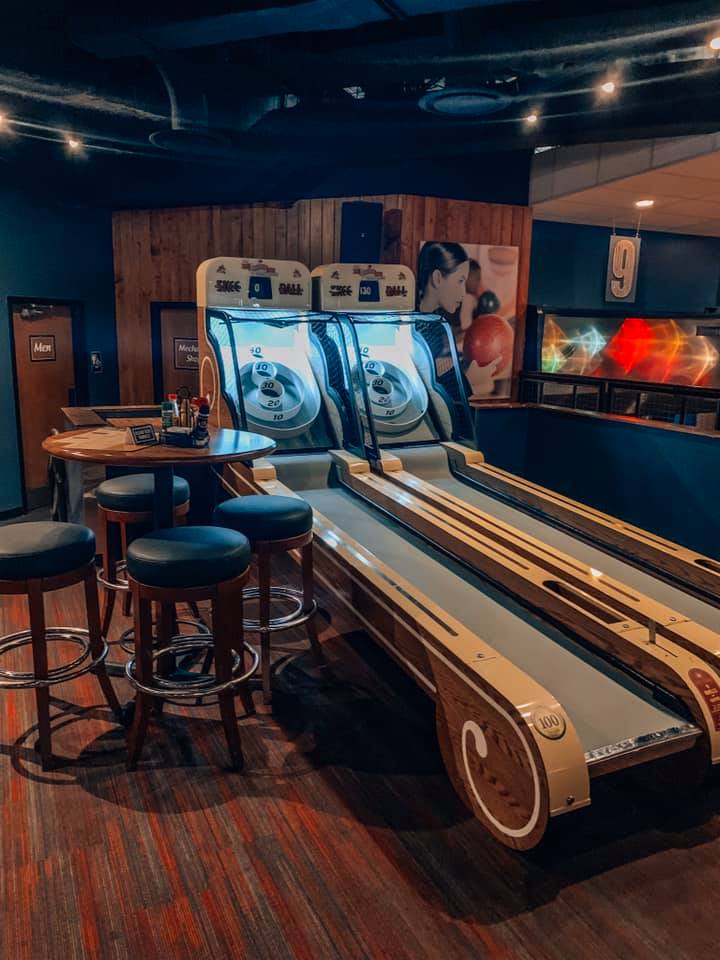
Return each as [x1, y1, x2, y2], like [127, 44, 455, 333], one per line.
[541, 317, 607, 376]
[542, 314, 720, 387]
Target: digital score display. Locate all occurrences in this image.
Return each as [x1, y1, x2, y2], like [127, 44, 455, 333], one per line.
[248, 276, 273, 300]
[359, 280, 380, 303]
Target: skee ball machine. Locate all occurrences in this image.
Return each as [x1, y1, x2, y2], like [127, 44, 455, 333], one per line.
[197, 258, 720, 851]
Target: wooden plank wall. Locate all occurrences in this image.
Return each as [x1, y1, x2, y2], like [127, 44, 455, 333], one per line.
[112, 195, 533, 402]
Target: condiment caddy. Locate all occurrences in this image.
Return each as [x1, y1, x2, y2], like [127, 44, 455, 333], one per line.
[160, 387, 211, 448]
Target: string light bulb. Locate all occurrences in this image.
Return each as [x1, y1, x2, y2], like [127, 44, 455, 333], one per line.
[635, 199, 655, 208]
[599, 80, 617, 95]
[525, 112, 539, 125]
[710, 36, 720, 50]
[66, 136, 81, 152]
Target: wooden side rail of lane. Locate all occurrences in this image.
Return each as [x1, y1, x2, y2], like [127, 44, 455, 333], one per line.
[374, 451, 720, 672]
[443, 441, 720, 606]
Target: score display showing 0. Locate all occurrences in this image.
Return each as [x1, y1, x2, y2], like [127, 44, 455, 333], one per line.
[249, 276, 273, 300]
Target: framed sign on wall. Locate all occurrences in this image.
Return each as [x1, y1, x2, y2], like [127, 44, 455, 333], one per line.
[173, 337, 199, 370]
[605, 234, 641, 303]
[29, 334, 56, 361]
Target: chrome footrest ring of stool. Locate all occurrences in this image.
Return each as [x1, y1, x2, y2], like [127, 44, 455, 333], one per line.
[242, 586, 318, 633]
[125, 637, 259, 707]
[97, 561, 129, 593]
[0, 628, 109, 689]
[118, 617, 211, 656]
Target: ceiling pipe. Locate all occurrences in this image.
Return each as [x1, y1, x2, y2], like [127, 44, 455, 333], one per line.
[148, 60, 283, 154]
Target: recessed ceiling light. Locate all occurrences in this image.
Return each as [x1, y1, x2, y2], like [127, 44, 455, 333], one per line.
[710, 36, 720, 50]
[600, 80, 617, 95]
[524, 112, 539, 125]
[418, 87, 512, 117]
[635, 199, 655, 208]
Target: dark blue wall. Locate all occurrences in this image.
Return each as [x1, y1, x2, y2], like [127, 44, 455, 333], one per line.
[530, 220, 720, 313]
[475, 405, 720, 559]
[0, 189, 118, 515]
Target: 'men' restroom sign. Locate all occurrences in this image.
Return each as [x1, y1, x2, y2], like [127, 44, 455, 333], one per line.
[29, 335, 56, 361]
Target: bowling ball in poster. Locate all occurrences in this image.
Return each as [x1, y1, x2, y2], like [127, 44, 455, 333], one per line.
[476, 290, 501, 315]
[463, 314, 514, 374]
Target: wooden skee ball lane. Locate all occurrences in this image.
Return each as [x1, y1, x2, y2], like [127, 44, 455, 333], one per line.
[198, 256, 720, 851]
[444, 440, 720, 609]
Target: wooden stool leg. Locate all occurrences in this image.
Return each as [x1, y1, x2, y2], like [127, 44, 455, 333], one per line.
[83, 569, 121, 717]
[127, 590, 154, 770]
[258, 548, 272, 705]
[301, 541, 322, 660]
[27, 581, 52, 771]
[213, 585, 244, 770]
[100, 513, 118, 638]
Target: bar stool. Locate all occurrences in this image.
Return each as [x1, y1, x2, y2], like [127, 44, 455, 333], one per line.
[213, 494, 319, 704]
[95, 473, 195, 663]
[0, 522, 121, 770]
[124, 526, 258, 770]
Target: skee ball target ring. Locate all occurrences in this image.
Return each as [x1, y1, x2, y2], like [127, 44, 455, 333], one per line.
[239, 359, 321, 438]
[362, 358, 428, 434]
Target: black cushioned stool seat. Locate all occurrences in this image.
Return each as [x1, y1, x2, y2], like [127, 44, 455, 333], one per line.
[212, 494, 319, 705]
[96, 474, 190, 513]
[0, 522, 95, 581]
[124, 526, 256, 771]
[0, 521, 120, 771]
[213, 495, 312, 542]
[127, 526, 251, 589]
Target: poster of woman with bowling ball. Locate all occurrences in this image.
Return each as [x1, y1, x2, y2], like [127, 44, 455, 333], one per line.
[417, 240, 519, 399]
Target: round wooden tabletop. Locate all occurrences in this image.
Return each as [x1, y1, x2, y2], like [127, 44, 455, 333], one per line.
[42, 426, 276, 467]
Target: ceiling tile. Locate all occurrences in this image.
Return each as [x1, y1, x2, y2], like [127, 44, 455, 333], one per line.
[657, 198, 720, 219]
[667, 153, 720, 181]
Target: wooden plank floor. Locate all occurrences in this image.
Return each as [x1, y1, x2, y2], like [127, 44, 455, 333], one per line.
[2, 563, 720, 959]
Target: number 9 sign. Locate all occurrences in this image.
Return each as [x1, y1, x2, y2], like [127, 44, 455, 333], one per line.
[606, 235, 641, 302]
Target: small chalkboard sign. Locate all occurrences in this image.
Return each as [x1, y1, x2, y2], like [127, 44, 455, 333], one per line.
[125, 423, 157, 446]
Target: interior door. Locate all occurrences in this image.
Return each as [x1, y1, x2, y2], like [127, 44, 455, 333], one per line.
[12, 302, 76, 505]
[159, 306, 199, 398]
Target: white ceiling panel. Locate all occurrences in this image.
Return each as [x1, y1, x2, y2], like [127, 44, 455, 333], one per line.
[534, 146, 720, 237]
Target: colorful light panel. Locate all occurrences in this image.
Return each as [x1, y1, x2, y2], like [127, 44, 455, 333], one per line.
[541, 314, 720, 387]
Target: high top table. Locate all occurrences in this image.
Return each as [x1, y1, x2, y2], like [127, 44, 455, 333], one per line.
[43, 426, 276, 529]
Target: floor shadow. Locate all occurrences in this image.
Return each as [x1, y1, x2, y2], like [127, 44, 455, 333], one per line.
[53, 622, 720, 926]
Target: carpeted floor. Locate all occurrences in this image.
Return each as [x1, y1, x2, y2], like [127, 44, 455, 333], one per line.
[2, 560, 720, 958]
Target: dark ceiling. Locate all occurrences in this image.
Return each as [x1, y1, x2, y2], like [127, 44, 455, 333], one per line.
[2, 0, 720, 207]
